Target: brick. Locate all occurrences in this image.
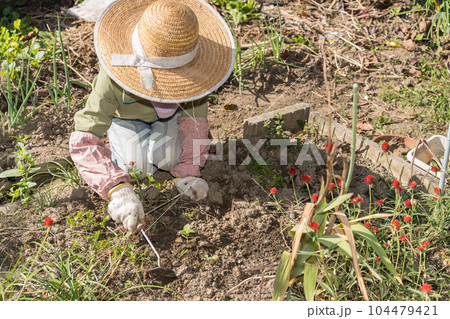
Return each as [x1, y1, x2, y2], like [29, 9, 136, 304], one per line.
[243, 103, 310, 138]
[309, 111, 438, 193]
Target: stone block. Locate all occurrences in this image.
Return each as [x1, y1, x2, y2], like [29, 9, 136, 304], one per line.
[243, 103, 310, 138]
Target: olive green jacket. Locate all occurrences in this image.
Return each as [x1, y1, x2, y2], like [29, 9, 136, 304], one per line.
[74, 68, 208, 137]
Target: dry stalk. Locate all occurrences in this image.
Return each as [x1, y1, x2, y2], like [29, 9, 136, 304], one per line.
[227, 275, 276, 294]
[326, 154, 350, 235]
[278, 202, 316, 301]
[334, 211, 369, 301]
[315, 141, 340, 207]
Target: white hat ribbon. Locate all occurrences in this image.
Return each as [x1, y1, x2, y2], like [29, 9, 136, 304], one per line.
[111, 26, 199, 90]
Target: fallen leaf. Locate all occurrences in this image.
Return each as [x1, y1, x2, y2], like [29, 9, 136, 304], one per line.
[300, 11, 310, 18]
[280, 49, 289, 60]
[223, 104, 238, 111]
[419, 21, 429, 33]
[22, 31, 37, 41]
[357, 122, 374, 132]
[410, 67, 422, 77]
[402, 39, 417, 51]
[364, 55, 378, 67]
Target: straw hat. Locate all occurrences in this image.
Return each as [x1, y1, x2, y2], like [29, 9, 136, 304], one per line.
[94, 0, 236, 103]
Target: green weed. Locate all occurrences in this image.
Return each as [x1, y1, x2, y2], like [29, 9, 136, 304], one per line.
[379, 58, 450, 126]
[179, 224, 195, 241]
[0, 7, 53, 78]
[0, 225, 171, 300]
[0, 58, 43, 135]
[67, 210, 108, 231]
[212, 0, 260, 26]
[264, 112, 285, 138]
[6, 135, 37, 204]
[45, 14, 72, 112]
[414, 0, 449, 46]
[48, 160, 83, 188]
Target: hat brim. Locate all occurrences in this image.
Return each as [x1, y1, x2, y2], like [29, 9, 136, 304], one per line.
[94, 0, 236, 103]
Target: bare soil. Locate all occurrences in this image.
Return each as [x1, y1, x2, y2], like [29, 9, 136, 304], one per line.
[0, 0, 449, 300]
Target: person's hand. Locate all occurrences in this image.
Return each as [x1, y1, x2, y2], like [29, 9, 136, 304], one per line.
[108, 184, 144, 233]
[174, 177, 209, 201]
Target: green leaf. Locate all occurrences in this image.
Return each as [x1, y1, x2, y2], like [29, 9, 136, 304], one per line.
[320, 234, 383, 280]
[319, 281, 336, 299]
[13, 19, 21, 31]
[304, 262, 318, 301]
[0, 167, 41, 178]
[351, 223, 402, 284]
[291, 239, 319, 278]
[272, 251, 291, 301]
[319, 235, 353, 257]
[317, 193, 353, 215]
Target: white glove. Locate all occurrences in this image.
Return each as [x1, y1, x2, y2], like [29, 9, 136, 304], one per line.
[108, 184, 144, 233]
[174, 177, 209, 201]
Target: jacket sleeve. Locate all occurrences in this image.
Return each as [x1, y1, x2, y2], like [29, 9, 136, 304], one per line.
[69, 131, 130, 200]
[71, 69, 129, 200]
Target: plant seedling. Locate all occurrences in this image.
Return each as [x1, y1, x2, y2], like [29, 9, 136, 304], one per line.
[179, 224, 195, 241]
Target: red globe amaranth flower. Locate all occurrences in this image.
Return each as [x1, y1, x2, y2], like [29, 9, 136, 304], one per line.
[365, 175, 374, 185]
[270, 187, 277, 194]
[434, 187, 441, 195]
[351, 197, 358, 204]
[129, 161, 135, 166]
[44, 217, 53, 226]
[400, 235, 408, 241]
[364, 222, 372, 228]
[403, 215, 412, 222]
[392, 219, 400, 226]
[338, 181, 343, 187]
[404, 199, 412, 208]
[377, 199, 383, 206]
[329, 183, 336, 191]
[376, 256, 381, 262]
[409, 181, 417, 189]
[373, 226, 379, 232]
[301, 174, 311, 183]
[417, 246, 424, 251]
[309, 221, 320, 231]
[288, 167, 297, 176]
[395, 186, 402, 193]
[312, 194, 319, 202]
[392, 180, 400, 188]
[422, 240, 430, 247]
[384, 243, 389, 247]
[356, 196, 363, 203]
[381, 142, 390, 152]
[421, 283, 432, 293]
[325, 142, 334, 153]
[431, 166, 438, 172]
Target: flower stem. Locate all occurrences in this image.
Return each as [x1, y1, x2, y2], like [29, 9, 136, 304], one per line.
[291, 176, 298, 203]
[385, 152, 394, 177]
[306, 183, 312, 201]
[344, 84, 359, 194]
